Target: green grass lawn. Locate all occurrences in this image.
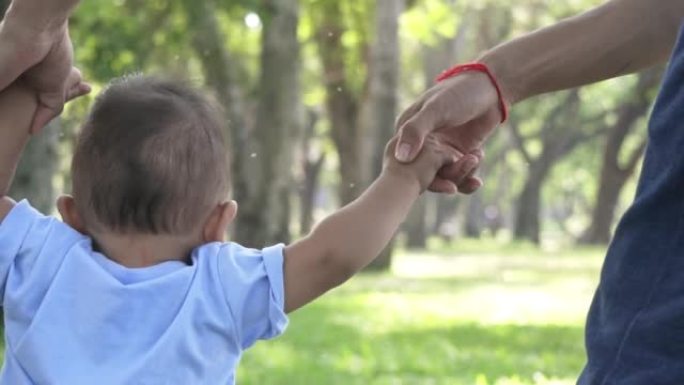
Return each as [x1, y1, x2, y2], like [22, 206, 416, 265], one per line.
[238, 242, 605, 385]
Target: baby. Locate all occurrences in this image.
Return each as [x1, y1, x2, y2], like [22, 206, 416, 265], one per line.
[0, 72, 473, 384]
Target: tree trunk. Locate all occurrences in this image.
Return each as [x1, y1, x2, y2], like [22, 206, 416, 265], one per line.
[580, 68, 662, 244]
[416, 5, 472, 243]
[463, 192, 484, 238]
[184, 0, 301, 246]
[421, 8, 467, 79]
[314, 3, 364, 206]
[405, 196, 427, 248]
[460, 124, 513, 239]
[182, 0, 250, 236]
[511, 90, 591, 244]
[365, 0, 403, 271]
[299, 153, 324, 235]
[408, 1, 466, 247]
[486, 146, 514, 236]
[10, 121, 60, 213]
[299, 110, 325, 235]
[582, 167, 628, 244]
[513, 160, 550, 244]
[237, 0, 301, 246]
[432, 195, 460, 241]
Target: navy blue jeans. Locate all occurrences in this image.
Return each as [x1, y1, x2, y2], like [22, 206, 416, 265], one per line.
[579, 25, 684, 385]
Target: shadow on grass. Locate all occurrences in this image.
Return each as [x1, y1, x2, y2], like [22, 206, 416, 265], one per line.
[239, 300, 585, 385]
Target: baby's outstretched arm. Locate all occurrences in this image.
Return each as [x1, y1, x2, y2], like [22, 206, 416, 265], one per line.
[0, 69, 89, 221]
[283, 136, 477, 312]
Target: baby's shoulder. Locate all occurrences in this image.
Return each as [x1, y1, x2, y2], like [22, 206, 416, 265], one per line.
[193, 242, 284, 288]
[1, 199, 86, 250]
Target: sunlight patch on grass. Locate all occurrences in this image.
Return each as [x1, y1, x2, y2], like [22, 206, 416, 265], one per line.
[238, 246, 602, 384]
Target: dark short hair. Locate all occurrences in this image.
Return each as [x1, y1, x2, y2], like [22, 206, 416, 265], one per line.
[72, 75, 230, 235]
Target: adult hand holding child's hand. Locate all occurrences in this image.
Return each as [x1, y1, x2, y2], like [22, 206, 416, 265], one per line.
[395, 68, 508, 195]
[0, 2, 77, 133]
[383, 135, 475, 195]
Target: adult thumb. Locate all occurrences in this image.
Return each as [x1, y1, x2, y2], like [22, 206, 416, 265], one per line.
[395, 110, 435, 163]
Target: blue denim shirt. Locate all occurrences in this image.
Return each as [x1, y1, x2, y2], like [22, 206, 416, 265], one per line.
[579, 23, 684, 385]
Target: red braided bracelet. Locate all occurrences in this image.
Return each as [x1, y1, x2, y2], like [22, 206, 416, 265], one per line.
[435, 62, 509, 123]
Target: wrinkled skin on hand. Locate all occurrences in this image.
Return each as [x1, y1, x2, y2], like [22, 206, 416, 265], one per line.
[395, 72, 504, 195]
[383, 135, 477, 194]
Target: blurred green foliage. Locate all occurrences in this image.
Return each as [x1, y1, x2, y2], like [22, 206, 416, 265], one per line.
[61, 0, 650, 247]
[10, 0, 657, 381]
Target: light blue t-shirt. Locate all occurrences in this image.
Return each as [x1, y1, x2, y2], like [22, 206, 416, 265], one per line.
[0, 200, 288, 385]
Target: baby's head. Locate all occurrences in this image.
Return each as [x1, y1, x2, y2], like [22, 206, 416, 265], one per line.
[58, 75, 236, 251]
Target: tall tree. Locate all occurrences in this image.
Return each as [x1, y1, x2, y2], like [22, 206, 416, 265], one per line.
[580, 68, 662, 244]
[183, 0, 302, 246]
[240, 0, 302, 245]
[460, 3, 513, 238]
[298, 109, 325, 235]
[366, 0, 404, 270]
[312, 1, 369, 206]
[405, 0, 466, 247]
[511, 90, 604, 244]
[181, 0, 252, 237]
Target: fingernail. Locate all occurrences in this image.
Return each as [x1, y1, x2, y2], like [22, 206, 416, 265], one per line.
[396, 143, 412, 162]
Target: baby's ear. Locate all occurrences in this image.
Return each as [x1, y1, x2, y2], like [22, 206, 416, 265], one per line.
[57, 195, 87, 234]
[203, 201, 238, 243]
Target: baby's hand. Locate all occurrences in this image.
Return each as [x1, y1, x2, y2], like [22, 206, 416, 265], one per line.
[17, 67, 90, 134]
[382, 135, 476, 194]
[62, 68, 91, 105]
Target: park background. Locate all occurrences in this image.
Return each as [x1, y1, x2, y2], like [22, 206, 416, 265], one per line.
[3, 0, 664, 384]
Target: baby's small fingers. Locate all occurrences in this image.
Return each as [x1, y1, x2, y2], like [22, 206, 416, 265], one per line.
[66, 82, 91, 102]
[428, 177, 458, 195]
[457, 176, 483, 195]
[64, 68, 91, 102]
[454, 148, 484, 193]
[428, 139, 463, 166]
[470, 147, 485, 162]
[437, 154, 479, 186]
[65, 67, 83, 88]
[456, 148, 484, 195]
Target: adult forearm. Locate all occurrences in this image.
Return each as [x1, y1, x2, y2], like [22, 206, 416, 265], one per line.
[0, 86, 35, 196]
[4, 0, 80, 31]
[480, 0, 684, 104]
